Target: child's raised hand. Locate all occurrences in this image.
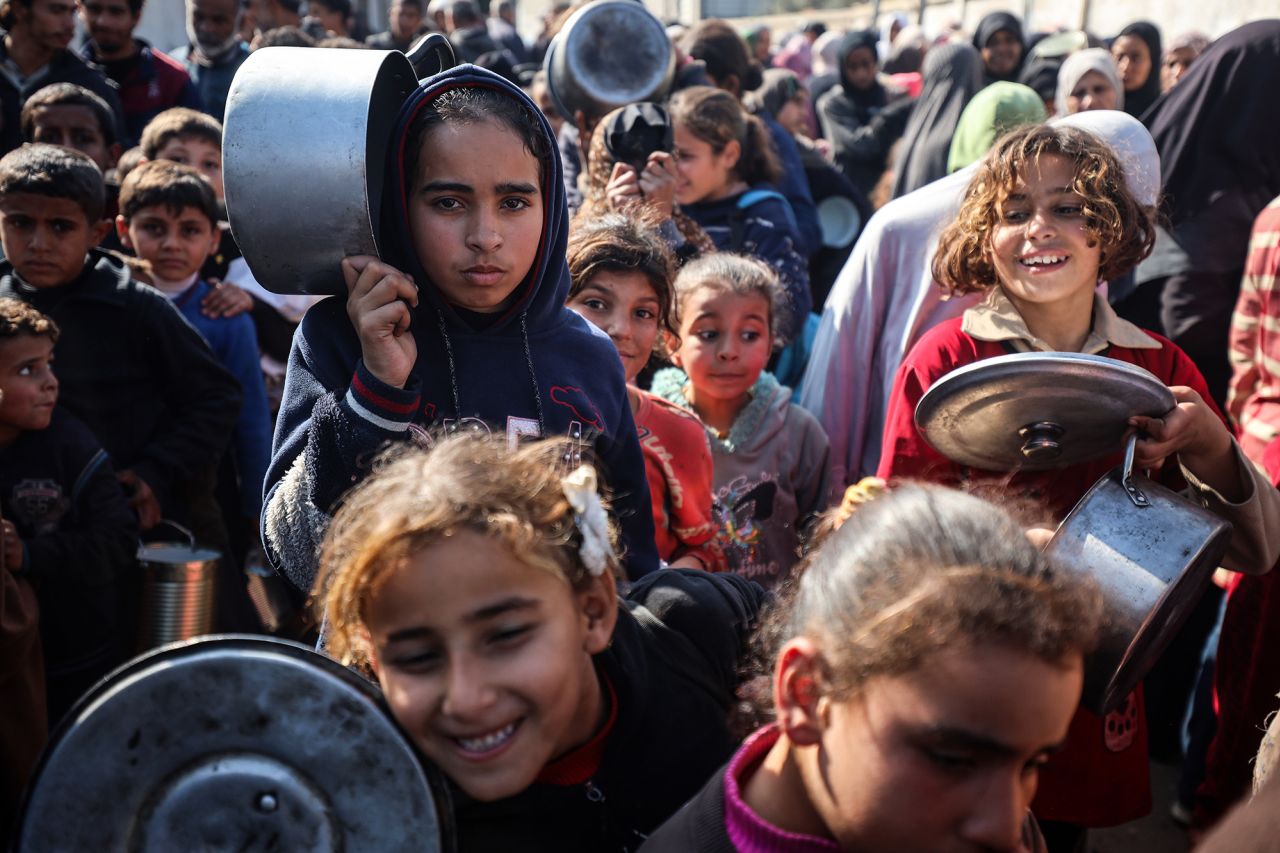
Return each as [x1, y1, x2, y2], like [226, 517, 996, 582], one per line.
[605, 162, 643, 212]
[637, 151, 678, 219]
[1128, 386, 1245, 502]
[342, 255, 419, 390]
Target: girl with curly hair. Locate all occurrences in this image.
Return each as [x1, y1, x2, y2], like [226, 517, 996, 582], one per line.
[877, 122, 1280, 845]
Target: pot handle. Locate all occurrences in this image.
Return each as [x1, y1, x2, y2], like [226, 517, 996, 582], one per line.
[407, 32, 457, 82]
[152, 518, 198, 549]
[1121, 433, 1150, 508]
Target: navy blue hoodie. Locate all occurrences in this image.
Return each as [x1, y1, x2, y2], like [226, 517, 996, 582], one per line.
[262, 66, 658, 591]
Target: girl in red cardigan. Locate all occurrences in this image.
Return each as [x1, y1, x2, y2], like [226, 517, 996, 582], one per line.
[877, 124, 1280, 846]
[566, 213, 724, 571]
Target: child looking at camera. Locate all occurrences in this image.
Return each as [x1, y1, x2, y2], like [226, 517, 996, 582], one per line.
[317, 436, 765, 851]
[877, 123, 1280, 837]
[652, 253, 829, 587]
[566, 213, 722, 571]
[116, 160, 272, 545]
[264, 66, 658, 591]
[643, 484, 1102, 852]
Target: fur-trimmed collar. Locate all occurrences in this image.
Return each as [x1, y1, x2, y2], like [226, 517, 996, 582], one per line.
[650, 368, 783, 453]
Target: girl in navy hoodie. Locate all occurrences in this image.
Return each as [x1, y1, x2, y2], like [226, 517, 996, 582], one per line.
[668, 86, 811, 344]
[262, 66, 658, 591]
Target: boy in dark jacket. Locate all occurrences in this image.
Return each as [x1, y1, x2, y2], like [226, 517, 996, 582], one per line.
[0, 144, 240, 558]
[263, 66, 660, 592]
[116, 160, 272, 558]
[0, 297, 137, 725]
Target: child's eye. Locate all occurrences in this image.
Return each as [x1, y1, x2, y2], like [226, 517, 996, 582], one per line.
[51, 220, 75, 234]
[17, 365, 33, 376]
[432, 197, 463, 211]
[1002, 209, 1028, 222]
[488, 625, 532, 647]
[925, 749, 976, 772]
[696, 329, 718, 342]
[582, 297, 608, 312]
[391, 648, 443, 671]
[741, 329, 761, 342]
[501, 197, 531, 211]
[634, 308, 655, 321]
[1057, 205, 1084, 216]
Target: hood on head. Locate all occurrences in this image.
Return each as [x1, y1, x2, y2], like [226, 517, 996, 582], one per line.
[381, 64, 569, 334]
[836, 29, 879, 93]
[1054, 48, 1125, 117]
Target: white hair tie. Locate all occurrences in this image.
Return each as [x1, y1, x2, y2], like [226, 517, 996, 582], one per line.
[561, 466, 613, 577]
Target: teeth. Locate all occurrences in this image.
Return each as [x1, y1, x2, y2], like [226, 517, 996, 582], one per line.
[1021, 255, 1066, 266]
[456, 722, 517, 753]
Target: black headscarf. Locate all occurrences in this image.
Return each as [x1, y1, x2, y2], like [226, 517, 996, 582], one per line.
[972, 11, 1025, 83]
[1117, 21, 1163, 118]
[1144, 19, 1280, 271]
[836, 29, 884, 109]
[890, 42, 984, 198]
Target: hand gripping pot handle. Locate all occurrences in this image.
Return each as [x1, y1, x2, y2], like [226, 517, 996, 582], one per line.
[222, 34, 456, 297]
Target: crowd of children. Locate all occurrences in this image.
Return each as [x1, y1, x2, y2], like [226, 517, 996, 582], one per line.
[2, 3, 1280, 852]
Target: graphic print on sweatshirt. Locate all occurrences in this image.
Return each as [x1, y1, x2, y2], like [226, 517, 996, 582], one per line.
[712, 472, 780, 581]
[10, 479, 70, 535]
[409, 394, 601, 464]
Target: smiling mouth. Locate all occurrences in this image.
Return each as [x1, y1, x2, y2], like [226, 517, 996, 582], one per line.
[1019, 254, 1068, 269]
[450, 719, 522, 757]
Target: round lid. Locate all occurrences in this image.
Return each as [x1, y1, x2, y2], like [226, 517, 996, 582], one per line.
[16, 635, 449, 852]
[914, 352, 1175, 471]
[817, 195, 862, 248]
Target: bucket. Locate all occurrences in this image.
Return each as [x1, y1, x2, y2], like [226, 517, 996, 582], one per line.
[136, 521, 221, 651]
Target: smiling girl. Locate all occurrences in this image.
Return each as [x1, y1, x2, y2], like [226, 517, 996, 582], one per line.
[668, 86, 811, 343]
[877, 123, 1280, 840]
[566, 213, 723, 571]
[652, 253, 829, 587]
[317, 436, 765, 851]
[642, 484, 1101, 852]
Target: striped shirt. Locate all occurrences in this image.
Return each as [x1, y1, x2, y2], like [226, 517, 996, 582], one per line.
[1228, 195, 1280, 467]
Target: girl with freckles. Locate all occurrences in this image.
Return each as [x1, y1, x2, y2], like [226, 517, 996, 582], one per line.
[877, 123, 1280, 843]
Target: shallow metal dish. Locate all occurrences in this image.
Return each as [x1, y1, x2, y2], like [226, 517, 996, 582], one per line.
[914, 352, 1176, 471]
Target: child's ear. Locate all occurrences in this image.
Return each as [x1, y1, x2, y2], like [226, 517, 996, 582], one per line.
[774, 638, 826, 747]
[106, 143, 123, 171]
[114, 214, 132, 249]
[721, 138, 742, 172]
[577, 572, 618, 655]
[91, 217, 113, 247]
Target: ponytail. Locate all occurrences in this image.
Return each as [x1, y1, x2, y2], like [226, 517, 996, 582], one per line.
[668, 85, 781, 187]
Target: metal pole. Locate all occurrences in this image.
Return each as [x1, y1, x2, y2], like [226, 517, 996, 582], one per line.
[872, 0, 883, 30]
[918, 0, 928, 25]
[1079, 0, 1092, 31]
[1023, 0, 1033, 30]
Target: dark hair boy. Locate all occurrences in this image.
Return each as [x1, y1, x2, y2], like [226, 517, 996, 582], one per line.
[0, 296, 138, 725]
[21, 82, 122, 172]
[0, 144, 241, 579]
[79, 0, 204, 148]
[116, 160, 272, 556]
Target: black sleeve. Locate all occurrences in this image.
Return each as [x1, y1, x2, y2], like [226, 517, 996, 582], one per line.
[24, 448, 138, 588]
[129, 292, 243, 504]
[626, 570, 768, 694]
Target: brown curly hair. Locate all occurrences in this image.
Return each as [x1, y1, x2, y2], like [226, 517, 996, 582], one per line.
[316, 435, 619, 670]
[567, 210, 680, 350]
[932, 124, 1155, 296]
[0, 297, 58, 342]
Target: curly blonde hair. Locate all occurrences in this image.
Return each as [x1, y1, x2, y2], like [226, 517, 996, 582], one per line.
[316, 435, 619, 669]
[932, 124, 1156, 296]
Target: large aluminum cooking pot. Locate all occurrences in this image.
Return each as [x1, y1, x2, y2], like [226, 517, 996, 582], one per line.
[1045, 435, 1231, 714]
[15, 635, 452, 851]
[544, 0, 675, 121]
[223, 35, 454, 296]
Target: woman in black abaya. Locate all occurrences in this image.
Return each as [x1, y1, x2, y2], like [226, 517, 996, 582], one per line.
[1112, 21, 1163, 118]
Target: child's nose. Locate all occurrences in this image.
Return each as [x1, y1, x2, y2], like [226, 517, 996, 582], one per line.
[440, 659, 498, 718]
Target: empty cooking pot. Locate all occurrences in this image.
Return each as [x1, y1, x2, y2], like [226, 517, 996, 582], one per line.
[223, 35, 454, 295]
[1045, 435, 1231, 714]
[544, 0, 675, 121]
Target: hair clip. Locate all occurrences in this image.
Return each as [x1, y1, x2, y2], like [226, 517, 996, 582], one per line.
[561, 465, 613, 577]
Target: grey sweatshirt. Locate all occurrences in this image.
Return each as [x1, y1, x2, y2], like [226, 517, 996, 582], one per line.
[652, 369, 831, 588]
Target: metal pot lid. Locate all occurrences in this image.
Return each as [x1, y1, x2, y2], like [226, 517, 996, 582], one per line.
[16, 635, 450, 852]
[546, 0, 674, 117]
[137, 542, 222, 563]
[914, 352, 1175, 471]
[817, 195, 861, 248]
